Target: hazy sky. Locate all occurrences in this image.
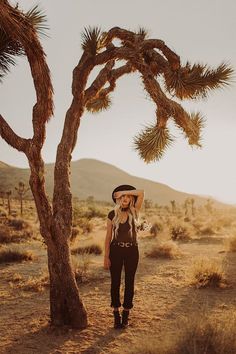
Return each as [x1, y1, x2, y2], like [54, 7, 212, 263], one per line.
[0, 0, 235, 204]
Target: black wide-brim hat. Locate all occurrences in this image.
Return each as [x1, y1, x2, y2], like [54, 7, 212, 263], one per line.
[112, 184, 137, 203]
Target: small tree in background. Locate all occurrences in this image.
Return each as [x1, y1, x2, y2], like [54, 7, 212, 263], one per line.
[170, 200, 176, 214]
[190, 198, 196, 217]
[0, 190, 5, 207]
[6, 190, 12, 216]
[15, 181, 30, 216]
[0, 2, 232, 328]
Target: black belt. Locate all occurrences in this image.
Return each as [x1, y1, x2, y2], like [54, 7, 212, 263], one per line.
[111, 241, 138, 248]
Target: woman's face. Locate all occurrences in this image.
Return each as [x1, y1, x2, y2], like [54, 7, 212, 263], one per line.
[119, 194, 131, 208]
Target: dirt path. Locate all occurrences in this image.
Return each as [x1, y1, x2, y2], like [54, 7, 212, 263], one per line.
[1, 232, 236, 354]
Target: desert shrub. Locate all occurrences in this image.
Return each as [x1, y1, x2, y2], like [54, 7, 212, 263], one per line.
[7, 218, 26, 230]
[170, 223, 192, 241]
[70, 227, 80, 243]
[197, 225, 216, 236]
[71, 254, 91, 283]
[227, 235, 236, 252]
[189, 258, 227, 288]
[169, 313, 236, 354]
[71, 243, 102, 255]
[0, 224, 33, 244]
[19, 273, 49, 292]
[0, 208, 7, 218]
[127, 312, 236, 354]
[0, 247, 34, 263]
[84, 206, 106, 219]
[77, 217, 93, 233]
[9, 272, 49, 292]
[146, 241, 181, 259]
[150, 222, 163, 236]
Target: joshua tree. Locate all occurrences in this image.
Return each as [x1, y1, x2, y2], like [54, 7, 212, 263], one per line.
[5, 190, 12, 216]
[0, 2, 232, 328]
[190, 198, 195, 217]
[15, 181, 30, 216]
[205, 198, 213, 214]
[0, 190, 5, 206]
[170, 200, 176, 214]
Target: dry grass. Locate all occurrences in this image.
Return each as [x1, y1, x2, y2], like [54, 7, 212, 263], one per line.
[71, 243, 102, 255]
[150, 221, 163, 236]
[146, 241, 182, 259]
[188, 257, 228, 288]
[0, 218, 34, 244]
[127, 312, 236, 354]
[170, 222, 193, 241]
[71, 254, 92, 283]
[225, 234, 236, 252]
[0, 246, 34, 263]
[10, 271, 49, 292]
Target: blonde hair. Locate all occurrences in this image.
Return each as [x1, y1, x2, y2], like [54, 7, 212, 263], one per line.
[112, 195, 138, 241]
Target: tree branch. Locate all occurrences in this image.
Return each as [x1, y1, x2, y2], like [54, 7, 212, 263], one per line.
[84, 61, 134, 105]
[0, 114, 29, 152]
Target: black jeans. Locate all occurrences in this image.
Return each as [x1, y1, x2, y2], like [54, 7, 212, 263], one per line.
[109, 243, 139, 309]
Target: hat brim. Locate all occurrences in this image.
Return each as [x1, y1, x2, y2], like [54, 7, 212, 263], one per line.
[112, 184, 137, 203]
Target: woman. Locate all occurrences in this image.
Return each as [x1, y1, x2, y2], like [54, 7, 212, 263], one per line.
[104, 184, 144, 329]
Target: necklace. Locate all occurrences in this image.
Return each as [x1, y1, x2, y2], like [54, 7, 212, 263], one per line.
[121, 207, 129, 212]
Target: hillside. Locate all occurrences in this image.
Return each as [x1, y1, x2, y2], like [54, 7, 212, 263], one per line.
[0, 158, 220, 206]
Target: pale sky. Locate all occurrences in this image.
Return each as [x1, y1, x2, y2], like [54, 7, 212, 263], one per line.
[0, 0, 236, 204]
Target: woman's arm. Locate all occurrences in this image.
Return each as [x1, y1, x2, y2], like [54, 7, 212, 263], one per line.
[104, 218, 113, 269]
[114, 189, 145, 212]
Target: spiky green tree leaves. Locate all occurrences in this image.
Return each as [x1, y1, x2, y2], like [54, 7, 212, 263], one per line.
[0, 3, 48, 81]
[81, 27, 107, 56]
[164, 61, 233, 100]
[134, 124, 173, 163]
[86, 94, 112, 113]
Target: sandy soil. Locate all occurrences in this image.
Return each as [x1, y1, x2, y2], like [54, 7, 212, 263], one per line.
[1, 221, 236, 354]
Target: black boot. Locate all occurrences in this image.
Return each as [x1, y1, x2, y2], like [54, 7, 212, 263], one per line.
[121, 310, 129, 328]
[113, 310, 122, 329]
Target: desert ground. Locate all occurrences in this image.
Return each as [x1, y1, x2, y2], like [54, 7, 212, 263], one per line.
[0, 198, 236, 354]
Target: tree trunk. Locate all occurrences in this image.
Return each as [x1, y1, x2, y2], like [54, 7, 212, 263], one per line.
[28, 152, 88, 328]
[47, 226, 87, 328]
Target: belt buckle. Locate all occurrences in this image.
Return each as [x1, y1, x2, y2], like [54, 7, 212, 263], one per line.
[119, 242, 125, 247]
[125, 242, 132, 247]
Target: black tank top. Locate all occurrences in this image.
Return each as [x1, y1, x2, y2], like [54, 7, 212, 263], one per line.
[108, 210, 137, 243]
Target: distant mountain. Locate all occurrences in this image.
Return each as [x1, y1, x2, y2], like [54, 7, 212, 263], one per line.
[0, 158, 224, 206]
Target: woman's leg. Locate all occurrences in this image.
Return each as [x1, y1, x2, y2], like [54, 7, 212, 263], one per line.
[109, 245, 124, 308]
[123, 246, 139, 309]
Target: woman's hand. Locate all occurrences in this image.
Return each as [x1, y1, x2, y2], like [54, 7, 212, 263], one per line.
[113, 191, 123, 199]
[104, 256, 111, 269]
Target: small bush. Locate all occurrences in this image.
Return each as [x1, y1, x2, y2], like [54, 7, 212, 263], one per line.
[146, 241, 181, 259]
[197, 225, 216, 236]
[189, 258, 227, 288]
[7, 218, 26, 230]
[0, 247, 34, 263]
[70, 227, 80, 243]
[0, 208, 7, 217]
[77, 217, 93, 233]
[170, 224, 192, 241]
[127, 312, 236, 354]
[0, 224, 33, 244]
[150, 222, 163, 236]
[72, 254, 91, 283]
[71, 243, 102, 255]
[10, 272, 49, 292]
[20, 273, 49, 292]
[227, 235, 236, 252]
[84, 206, 106, 219]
